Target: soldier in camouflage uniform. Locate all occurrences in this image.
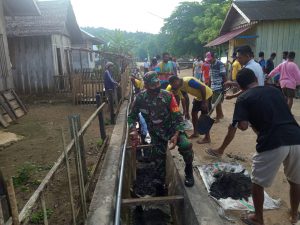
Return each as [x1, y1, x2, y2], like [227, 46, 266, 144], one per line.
[128, 71, 194, 188]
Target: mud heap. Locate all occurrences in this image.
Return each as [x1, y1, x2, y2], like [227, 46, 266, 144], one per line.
[210, 171, 251, 201]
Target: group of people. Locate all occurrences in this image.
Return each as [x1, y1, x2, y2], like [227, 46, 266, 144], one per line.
[127, 46, 300, 225]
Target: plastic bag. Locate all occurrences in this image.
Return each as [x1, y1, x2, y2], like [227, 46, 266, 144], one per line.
[197, 163, 280, 211]
[183, 119, 193, 131]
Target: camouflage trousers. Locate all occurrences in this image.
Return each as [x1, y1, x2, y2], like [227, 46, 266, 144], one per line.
[149, 132, 194, 186]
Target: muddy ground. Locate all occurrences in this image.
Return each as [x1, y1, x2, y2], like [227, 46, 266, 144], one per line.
[0, 101, 114, 224]
[179, 69, 300, 225]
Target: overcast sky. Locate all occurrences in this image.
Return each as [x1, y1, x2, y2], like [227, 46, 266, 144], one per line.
[69, 0, 196, 34]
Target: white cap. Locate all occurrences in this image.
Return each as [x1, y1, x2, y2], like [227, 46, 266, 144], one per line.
[105, 61, 114, 68]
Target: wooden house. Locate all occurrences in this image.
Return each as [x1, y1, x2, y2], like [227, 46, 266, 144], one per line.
[0, 0, 40, 91]
[72, 29, 105, 70]
[205, 0, 300, 66]
[5, 0, 82, 94]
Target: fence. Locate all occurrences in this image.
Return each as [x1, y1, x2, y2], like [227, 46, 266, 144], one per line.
[53, 75, 72, 94]
[0, 93, 111, 225]
[72, 68, 129, 124]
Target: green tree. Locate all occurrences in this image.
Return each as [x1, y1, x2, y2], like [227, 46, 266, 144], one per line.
[193, 0, 232, 43]
[161, 1, 204, 56]
[105, 30, 135, 55]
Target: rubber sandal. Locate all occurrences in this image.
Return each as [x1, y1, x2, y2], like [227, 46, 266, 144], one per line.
[189, 134, 199, 139]
[197, 139, 211, 144]
[205, 148, 222, 158]
[241, 214, 263, 225]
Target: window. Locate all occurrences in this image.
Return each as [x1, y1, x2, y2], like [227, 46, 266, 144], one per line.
[56, 48, 63, 75]
[89, 52, 93, 62]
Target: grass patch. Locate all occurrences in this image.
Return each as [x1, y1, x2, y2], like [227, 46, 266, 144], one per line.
[12, 162, 52, 189]
[30, 208, 53, 224]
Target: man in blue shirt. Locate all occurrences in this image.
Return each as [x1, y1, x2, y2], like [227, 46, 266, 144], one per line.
[104, 62, 118, 124]
[206, 52, 227, 123]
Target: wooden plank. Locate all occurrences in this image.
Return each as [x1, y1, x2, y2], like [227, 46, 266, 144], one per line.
[7, 100, 18, 110]
[0, 114, 9, 128]
[2, 114, 12, 124]
[11, 89, 27, 113]
[2, 93, 14, 101]
[6, 178, 20, 225]
[122, 195, 184, 207]
[126, 144, 153, 150]
[0, 97, 16, 122]
[14, 109, 25, 118]
[1, 90, 25, 119]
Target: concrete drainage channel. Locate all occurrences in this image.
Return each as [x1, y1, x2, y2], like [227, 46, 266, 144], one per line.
[86, 99, 224, 225]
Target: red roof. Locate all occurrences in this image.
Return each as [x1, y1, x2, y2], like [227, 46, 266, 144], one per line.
[204, 27, 250, 47]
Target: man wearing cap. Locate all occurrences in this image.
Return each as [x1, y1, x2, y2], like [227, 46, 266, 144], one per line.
[104, 62, 118, 124]
[206, 52, 227, 123]
[128, 71, 195, 189]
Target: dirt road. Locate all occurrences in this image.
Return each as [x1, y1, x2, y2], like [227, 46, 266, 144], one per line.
[179, 69, 300, 225]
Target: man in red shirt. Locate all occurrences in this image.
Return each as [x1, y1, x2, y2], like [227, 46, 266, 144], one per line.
[201, 60, 210, 86]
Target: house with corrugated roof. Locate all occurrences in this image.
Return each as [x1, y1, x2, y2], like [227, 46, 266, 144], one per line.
[0, 0, 40, 91]
[205, 0, 300, 66]
[72, 29, 105, 70]
[5, 0, 82, 94]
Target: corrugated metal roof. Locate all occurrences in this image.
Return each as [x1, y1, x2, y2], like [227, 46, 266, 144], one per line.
[205, 27, 250, 47]
[234, 0, 300, 21]
[81, 29, 106, 45]
[5, 0, 82, 43]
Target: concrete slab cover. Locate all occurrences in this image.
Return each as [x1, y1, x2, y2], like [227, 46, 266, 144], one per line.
[0, 130, 23, 147]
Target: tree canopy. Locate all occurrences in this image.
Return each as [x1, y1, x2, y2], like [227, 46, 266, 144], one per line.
[82, 0, 232, 59]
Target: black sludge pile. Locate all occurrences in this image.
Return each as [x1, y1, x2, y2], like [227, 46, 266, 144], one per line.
[209, 171, 252, 201]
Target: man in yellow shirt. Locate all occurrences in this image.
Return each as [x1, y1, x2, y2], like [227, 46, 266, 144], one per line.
[167, 76, 213, 144]
[130, 76, 144, 94]
[231, 53, 242, 81]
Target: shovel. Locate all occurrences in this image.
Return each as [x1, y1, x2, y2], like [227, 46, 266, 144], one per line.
[197, 87, 230, 135]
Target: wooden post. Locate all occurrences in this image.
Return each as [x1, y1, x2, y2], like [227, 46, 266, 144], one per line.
[6, 178, 19, 225]
[40, 192, 48, 225]
[71, 119, 87, 220]
[68, 115, 87, 184]
[61, 128, 76, 225]
[95, 92, 106, 140]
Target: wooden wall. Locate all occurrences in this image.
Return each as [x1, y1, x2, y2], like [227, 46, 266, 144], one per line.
[255, 20, 300, 66]
[8, 34, 73, 94]
[8, 36, 54, 94]
[0, 0, 14, 91]
[51, 34, 72, 76]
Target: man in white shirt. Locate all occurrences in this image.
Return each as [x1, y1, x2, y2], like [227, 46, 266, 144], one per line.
[143, 58, 150, 74]
[238, 46, 264, 86]
[225, 45, 264, 99]
[206, 45, 265, 157]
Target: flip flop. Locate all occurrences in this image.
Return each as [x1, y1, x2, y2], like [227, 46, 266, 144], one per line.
[197, 139, 211, 144]
[241, 214, 264, 225]
[189, 134, 199, 139]
[205, 148, 222, 158]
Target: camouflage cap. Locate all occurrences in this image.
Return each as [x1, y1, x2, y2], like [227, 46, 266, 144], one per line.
[143, 71, 160, 85]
